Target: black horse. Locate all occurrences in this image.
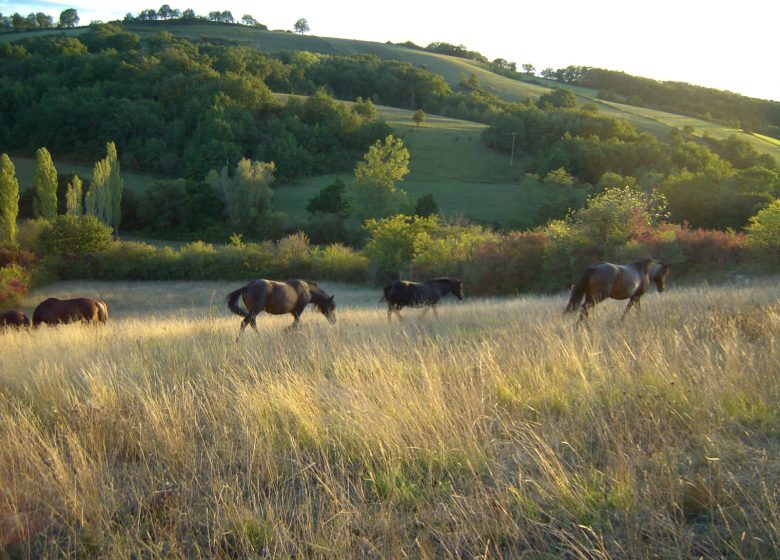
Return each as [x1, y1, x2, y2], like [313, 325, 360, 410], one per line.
[383, 277, 464, 322]
[226, 279, 336, 339]
[565, 259, 671, 323]
[0, 310, 30, 330]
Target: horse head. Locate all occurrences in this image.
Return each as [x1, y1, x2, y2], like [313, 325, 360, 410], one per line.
[318, 295, 337, 324]
[652, 261, 672, 292]
[452, 279, 465, 300]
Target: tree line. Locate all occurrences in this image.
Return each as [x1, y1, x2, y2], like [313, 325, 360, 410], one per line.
[540, 65, 780, 139]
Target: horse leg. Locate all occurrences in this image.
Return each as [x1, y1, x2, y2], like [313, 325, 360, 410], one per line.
[237, 315, 251, 341]
[387, 305, 393, 323]
[578, 294, 596, 325]
[621, 296, 640, 321]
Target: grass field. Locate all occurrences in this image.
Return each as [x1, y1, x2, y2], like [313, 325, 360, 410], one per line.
[2, 278, 779, 557]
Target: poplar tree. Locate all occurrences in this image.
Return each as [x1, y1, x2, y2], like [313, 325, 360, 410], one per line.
[107, 141, 124, 237]
[0, 154, 20, 246]
[65, 175, 83, 216]
[85, 141, 124, 237]
[32, 147, 58, 220]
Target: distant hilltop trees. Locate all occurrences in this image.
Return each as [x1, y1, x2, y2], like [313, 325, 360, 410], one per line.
[0, 6, 269, 31]
[123, 6, 267, 28]
[0, 9, 79, 31]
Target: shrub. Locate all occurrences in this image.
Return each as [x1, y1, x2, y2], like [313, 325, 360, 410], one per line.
[0, 264, 30, 310]
[464, 231, 549, 295]
[311, 244, 370, 283]
[36, 215, 113, 257]
[746, 199, 780, 255]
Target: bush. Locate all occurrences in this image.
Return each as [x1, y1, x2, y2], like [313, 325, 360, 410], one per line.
[746, 199, 780, 254]
[463, 231, 549, 295]
[0, 264, 30, 310]
[311, 244, 370, 283]
[36, 215, 113, 257]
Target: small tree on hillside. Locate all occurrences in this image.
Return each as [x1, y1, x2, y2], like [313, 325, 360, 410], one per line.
[351, 135, 411, 220]
[413, 109, 425, 127]
[307, 178, 350, 217]
[294, 18, 309, 34]
[59, 8, 79, 27]
[33, 147, 58, 220]
[0, 154, 20, 246]
[414, 194, 438, 217]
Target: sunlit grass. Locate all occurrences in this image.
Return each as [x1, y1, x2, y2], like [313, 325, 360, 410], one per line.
[2, 279, 780, 556]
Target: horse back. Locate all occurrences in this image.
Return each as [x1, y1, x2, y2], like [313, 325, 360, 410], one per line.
[0, 310, 30, 328]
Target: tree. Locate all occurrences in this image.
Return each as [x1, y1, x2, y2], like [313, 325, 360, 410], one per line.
[352, 135, 411, 220]
[306, 178, 350, 217]
[207, 158, 275, 232]
[574, 186, 668, 247]
[414, 194, 438, 217]
[746, 199, 780, 251]
[241, 14, 258, 26]
[294, 18, 309, 34]
[36, 12, 53, 28]
[59, 8, 79, 27]
[107, 142, 124, 238]
[0, 154, 20, 246]
[65, 175, 83, 216]
[33, 147, 58, 220]
[413, 109, 425, 127]
[522, 63, 536, 75]
[221, 10, 234, 23]
[85, 142, 123, 237]
[537, 88, 577, 109]
[158, 4, 173, 19]
[182, 8, 196, 19]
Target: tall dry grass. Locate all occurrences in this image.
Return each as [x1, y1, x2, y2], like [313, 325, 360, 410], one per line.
[1, 280, 779, 558]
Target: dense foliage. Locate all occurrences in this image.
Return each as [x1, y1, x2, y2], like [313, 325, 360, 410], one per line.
[542, 65, 780, 138]
[0, 26, 389, 181]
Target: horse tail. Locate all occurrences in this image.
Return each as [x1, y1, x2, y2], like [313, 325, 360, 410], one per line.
[565, 266, 596, 313]
[226, 285, 249, 317]
[96, 301, 108, 323]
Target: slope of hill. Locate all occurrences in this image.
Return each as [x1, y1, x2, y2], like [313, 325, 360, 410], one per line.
[122, 21, 779, 164]
[5, 21, 777, 165]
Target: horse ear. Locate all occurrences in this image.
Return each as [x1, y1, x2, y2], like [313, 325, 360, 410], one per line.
[329, 295, 334, 302]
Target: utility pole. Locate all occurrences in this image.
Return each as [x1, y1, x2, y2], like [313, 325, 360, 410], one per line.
[510, 132, 518, 166]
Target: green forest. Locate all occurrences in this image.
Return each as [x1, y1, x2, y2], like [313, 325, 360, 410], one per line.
[2, 19, 780, 300]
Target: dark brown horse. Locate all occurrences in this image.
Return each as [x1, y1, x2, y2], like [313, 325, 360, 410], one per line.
[383, 277, 464, 322]
[226, 279, 336, 339]
[32, 297, 108, 327]
[0, 310, 30, 329]
[565, 259, 671, 323]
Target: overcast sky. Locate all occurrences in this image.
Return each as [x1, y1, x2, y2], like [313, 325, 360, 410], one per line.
[2, 0, 778, 101]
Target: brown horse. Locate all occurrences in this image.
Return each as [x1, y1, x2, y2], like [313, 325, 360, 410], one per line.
[382, 277, 464, 322]
[226, 279, 336, 339]
[0, 310, 30, 329]
[32, 297, 108, 327]
[565, 259, 671, 323]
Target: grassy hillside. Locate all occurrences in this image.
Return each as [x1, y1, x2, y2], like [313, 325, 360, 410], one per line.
[2, 279, 779, 556]
[10, 103, 556, 228]
[4, 22, 777, 165]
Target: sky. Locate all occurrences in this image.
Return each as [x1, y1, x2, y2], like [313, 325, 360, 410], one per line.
[2, 0, 778, 101]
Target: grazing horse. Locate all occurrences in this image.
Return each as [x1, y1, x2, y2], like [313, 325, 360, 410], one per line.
[565, 259, 671, 323]
[226, 279, 336, 339]
[0, 310, 30, 330]
[32, 297, 108, 327]
[383, 277, 464, 322]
